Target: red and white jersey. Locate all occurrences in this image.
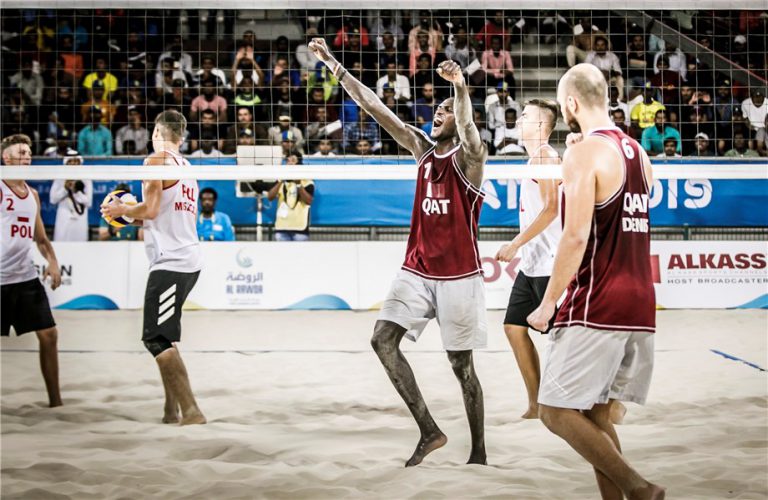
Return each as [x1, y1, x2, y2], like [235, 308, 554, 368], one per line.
[142, 151, 202, 273]
[518, 144, 562, 277]
[554, 127, 655, 333]
[1, 181, 38, 285]
[402, 143, 484, 280]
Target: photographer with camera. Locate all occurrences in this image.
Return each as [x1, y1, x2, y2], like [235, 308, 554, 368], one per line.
[266, 149, 314, 241]
[50, 152, 92, 241]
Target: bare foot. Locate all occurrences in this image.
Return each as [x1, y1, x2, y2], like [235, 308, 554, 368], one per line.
[467, 450, 487, 465]
[405, 432, 447, 467]
[162, 412, 180, 424]
[180, 407, 207, 426]
[521, 405, 539, 419]
[610, 401, 627, 425]
[629, 483, 666, 500]
[49, 400, 63, 408]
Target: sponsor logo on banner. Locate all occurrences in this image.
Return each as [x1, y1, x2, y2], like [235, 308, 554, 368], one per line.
[654, 250, 768, 285]
[481, 256, 519, 283]
[224, 249, 264, 305]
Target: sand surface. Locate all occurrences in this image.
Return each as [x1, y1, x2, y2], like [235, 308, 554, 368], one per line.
[2, 309, 767, 499]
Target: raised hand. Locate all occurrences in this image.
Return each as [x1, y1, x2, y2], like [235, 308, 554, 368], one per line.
[436, 60, 464, 85]
[308, 38, 336, 66]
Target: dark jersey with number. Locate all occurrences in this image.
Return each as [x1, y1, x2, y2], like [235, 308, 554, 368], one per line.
[402, 144, 485, 280]
[554, 127, 655, 333]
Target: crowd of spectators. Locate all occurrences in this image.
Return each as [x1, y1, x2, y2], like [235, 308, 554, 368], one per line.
[2, 8, 767, 164]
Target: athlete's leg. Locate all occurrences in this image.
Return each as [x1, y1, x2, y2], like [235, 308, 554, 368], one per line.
[584, 402, 624, 500]
[36, 327, 62, 407]
[155, 346, 206, 425]
[446, 350, 486, 465]
[539, 404, 665, 500]
[503, 324, 540, 418]
[161, 370, 180, 424]
[371, 320, 446, 467]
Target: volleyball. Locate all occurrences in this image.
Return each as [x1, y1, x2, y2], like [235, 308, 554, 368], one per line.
[101, 190, 137, 228]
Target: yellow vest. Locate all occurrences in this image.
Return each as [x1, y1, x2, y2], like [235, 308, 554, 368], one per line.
[275, 180, 313, 231]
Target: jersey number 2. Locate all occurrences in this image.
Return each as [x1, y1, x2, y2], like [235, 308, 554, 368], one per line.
[5, 198, 14, 211]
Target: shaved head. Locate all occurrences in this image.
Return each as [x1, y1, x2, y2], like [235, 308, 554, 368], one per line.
[558, 64, 609, 109]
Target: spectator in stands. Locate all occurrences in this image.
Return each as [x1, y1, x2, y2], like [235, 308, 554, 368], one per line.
[717, 106, 753, 156]
[192, 109, 223, 153]
[296, 28, 321, 71]
[58, 34, 84, 81]
[474, 109, 495, 155]
[232, 44, 266, 89]
[83, 55, 119, 101]
[50, 152, 92, 242]
[410, 31, 437, 77]
[481, 35, 515, 96]
[355, 139, 373, 156]
[757, 115, 768, 157]
[494, 108, 525, 155]
[191, 78, 227, 122]
[155, 59, 188, 98]
[689, 132, 714, 157]
[115, 108, 149, 155]
[223, 107, 267, 154]
[566, 15, 606, 67]
[407, 11, 443, 53]
[57, 17, 88, 52]
[234, 30, 263, 68]
[10, 59, 44, 106]
[43, 85, 78, 133]
[79, 80, 115, 127]
[44, 56, 76, 104]
[339, 28, 374, 70]
[444, 25, 477, 70]
[413, 83, 436, 128]
[2, 109, 39, 153]
[625, 33, 653, 90]
[271, 78, 297, 123]
[268, 149, 314, 241]
[725, 131, 760, 158]
[305, 107, 342, 153]
[269, 55, 301, 89]
[411, 54, 436, 97]
[233, 76, 265, 120]
[681, 107, 716, 156]
[99, 183, 143, 241]
[378, 32, 407, 70]
[77, 107, 112, 156]
[342, 109, 381, 153]
[303, 86, 338, 125]
[610, 108, 634, 138]
[196, 187, 235, 241]
[657, 138, 681, 158]
[586, 35, 624, 99]
[369, 11, 405, 51]
[43, 129, 75, 158]
[641, 110, 681, 156]
[608, 86, 630, 127]
[475, 11, 511, 50]
[653, 41, 687, 81]
[157, 35, 194, 75]
[334, 21, 370, 50]
[281, 130, 304, 156]
[376, 63, 411, 102]
[268, 115, 305, 152]
[715, 78, 738, 124]
[650, 55, 684, 108]
[269, 35, 296, 75]
[196, 54, 228, 89]
[630, 83, 665, 130]
[162, 79, 193, 119]
[312, 138, 337, 157]
[486, 81, 521, 132]
[190, 137, 224, 159]
[742, 88, 767, 133]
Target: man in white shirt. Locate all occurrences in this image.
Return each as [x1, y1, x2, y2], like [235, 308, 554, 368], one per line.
[376, 62, 411, 102]
[311, 138, 338, 157]
[741, 88, 767, 132]
[50, 152, 92, 241]
[653, 42, 687, 81]
[494, 108, 525, 155]
[656, 138, 682, 158]
[115, 108, 149, 155]
[189, 138, 224, 159]
[585, 36, 624, 99]
[486, 82, 521, 132]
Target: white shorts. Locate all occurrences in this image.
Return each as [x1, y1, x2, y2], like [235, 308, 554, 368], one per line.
[538, 326, 654, 410]
[378, 270, 487, 351]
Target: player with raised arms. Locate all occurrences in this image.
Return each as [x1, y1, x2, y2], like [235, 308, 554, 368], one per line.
[101, 110, 205, 425]
[528, 64, 665, 499]
[1, 134, 63, 407]
[310, 38, 489, 467]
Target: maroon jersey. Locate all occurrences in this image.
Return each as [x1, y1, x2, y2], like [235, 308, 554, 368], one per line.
[402, 143, 484, 280]
[554, 127, 655, 333]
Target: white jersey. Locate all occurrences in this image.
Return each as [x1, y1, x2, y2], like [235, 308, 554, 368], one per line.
[142, 151, 202, 273]
[518, 145, 562, 277]
[1, 182, 39, 285]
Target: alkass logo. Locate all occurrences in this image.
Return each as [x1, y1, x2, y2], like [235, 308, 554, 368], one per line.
[667, 253, 766, 270]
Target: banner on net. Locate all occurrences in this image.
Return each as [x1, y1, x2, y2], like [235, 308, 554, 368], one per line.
[32, 241, 768, 311]
[28, 157, 768, 227]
